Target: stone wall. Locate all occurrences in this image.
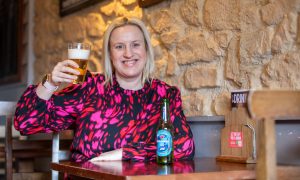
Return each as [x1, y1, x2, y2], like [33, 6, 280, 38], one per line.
[34, 0, 300, 116]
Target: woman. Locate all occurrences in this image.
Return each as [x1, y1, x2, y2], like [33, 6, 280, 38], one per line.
[14, 17, 195, 162]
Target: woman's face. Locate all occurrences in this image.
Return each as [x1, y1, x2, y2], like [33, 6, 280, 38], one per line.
[109, 25, 147, 82]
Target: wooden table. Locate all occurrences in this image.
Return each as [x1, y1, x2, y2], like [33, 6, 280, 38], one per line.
[51, 158, 256, 179]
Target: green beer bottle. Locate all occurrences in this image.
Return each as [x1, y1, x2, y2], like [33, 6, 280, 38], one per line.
[156, 98, 174, 164]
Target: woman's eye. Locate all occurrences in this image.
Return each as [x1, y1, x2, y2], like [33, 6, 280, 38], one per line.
[115, 44, 124, 49]
[132, 43, 141, 48]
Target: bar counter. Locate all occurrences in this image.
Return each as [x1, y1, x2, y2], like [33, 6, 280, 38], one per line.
[51, 157, 256, 179]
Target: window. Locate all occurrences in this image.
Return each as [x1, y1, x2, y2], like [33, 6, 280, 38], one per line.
[0, 0, 24, 85]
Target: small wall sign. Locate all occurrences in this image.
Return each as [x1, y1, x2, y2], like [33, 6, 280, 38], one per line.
[231, 90, 249, 109]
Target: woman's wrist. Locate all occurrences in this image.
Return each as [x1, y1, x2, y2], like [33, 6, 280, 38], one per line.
[36, 83, 55, 100]
[37, 73, 60, 100]
[42, 74, 59, 90]
[48, 73, 60, 87]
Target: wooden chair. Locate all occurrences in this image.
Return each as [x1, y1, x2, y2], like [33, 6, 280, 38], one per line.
[247, 90, 300, 180]
[0, 101, 53, 180]
[0, 101, 73, 180]
[0, 101, 17, 179]
[52, 131, 73, 180]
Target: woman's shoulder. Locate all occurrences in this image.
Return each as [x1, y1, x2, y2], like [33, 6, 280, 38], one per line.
[150, 79, 182, 100]
[151, 78, 180, 93]
[90, 72, 105, 82]
[83, 71, 106, 85]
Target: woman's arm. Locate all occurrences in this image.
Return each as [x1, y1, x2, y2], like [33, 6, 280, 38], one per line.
[14, 75, 94, 135]
[168, 87, 195, 160]
[14, 60, 91, 135]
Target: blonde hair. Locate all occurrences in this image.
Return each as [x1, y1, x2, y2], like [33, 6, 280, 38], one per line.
[102, 17, 155, 86]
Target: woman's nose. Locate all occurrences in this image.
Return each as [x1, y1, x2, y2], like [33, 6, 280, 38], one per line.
[123, 46, 133, 58]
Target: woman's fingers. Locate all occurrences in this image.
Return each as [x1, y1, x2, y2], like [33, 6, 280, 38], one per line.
[51, 60, 80, 84]
[63, 60, 79, 69]
[55, 72, 77, 83]
[61, 66, 80, 76]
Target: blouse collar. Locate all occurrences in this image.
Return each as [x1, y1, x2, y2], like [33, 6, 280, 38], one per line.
[112, 75, 151, 96]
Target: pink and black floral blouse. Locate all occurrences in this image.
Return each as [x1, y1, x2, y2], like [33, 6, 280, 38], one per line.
[14, 73, 195, 162]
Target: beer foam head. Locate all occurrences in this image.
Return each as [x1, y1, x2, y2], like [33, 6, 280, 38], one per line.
[68, 49, 90, 60]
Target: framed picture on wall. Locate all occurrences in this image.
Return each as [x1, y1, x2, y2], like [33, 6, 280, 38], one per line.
[138, 0, 166, 7]
[59, 0, 103, 17]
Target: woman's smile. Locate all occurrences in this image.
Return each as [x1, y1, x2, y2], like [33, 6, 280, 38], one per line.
[122, 59, 138, 66]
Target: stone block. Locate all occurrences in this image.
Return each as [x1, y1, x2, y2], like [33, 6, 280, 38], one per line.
[214, 30, 233, 49]
[177, 32, 217, 64]
[166, 51, 178, 76]
[225, 36, 240, 81]
[121, 0, 136, 6]
[87, 13, 105, 38]
[271, 15, 293, 53]
[180, 0, 202, 27]
[184, 67, 218, 89]
[204, 0, 240, 30]
[148, 10, 176, 34]
[261, 2, 284, 25]
[213, 92, 231, 115]
[100, 2, 115, 16]
[182, 93, 203, 116]
[160, 30, 179, 50]
[261, 52, 300, 88]
[62, 17, 85, 42]
[240, 28, 273, 63]
[241, 5, 263, 32]
[154, 59, 167, 79]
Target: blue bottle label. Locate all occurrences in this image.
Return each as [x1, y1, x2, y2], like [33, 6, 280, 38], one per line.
[156, 130, 172, 156]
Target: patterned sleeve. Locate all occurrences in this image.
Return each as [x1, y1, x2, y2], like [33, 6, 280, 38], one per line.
[168, 87, 195, 160]
[122, 86, 195, 162]
[14, 74, 94, 135]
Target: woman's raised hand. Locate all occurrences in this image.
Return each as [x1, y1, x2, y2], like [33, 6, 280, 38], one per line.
[50, 60, 80, 86]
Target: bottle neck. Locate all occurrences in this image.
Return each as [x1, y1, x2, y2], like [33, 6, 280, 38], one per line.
[161, 99, 170, 123]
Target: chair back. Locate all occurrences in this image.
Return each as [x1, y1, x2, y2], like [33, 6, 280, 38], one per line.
[0, 101, 17, 180]
[0, 101, 18, 138]
[247, 90, 300, 180]
[248, 90, 300, 119]
[0, 101, 16, 116]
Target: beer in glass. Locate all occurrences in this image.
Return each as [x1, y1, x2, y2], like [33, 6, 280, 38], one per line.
[68, 43, 91, 84]
[156, 98, 174, 164]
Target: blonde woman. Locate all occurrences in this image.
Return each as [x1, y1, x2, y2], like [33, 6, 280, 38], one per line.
[14, 17, 195, 162]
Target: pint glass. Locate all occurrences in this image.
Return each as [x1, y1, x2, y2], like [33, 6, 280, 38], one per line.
[68, 42, 91, 84]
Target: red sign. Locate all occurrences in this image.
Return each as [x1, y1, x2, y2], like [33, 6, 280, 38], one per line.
[229, 132, 243, 148]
